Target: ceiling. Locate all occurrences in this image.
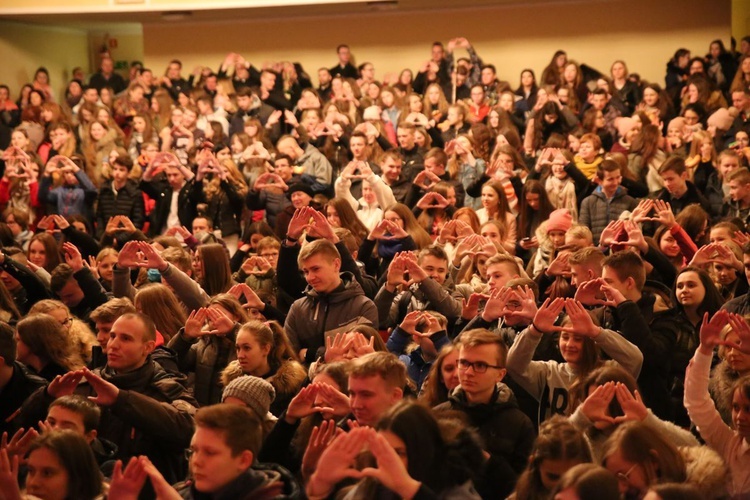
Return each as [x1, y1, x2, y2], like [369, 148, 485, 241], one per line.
[0, 0, 579, 27]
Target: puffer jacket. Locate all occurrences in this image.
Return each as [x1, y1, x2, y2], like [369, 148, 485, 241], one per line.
[434, 384, 534, 475]
[95, 179, 145, 238]
[434, 384, 535, 499]
[168, 324, 238, 407]
[221, 359, 307, 418]
[578, 186, 638, 244]
[374, 276, 463, 329]
[284, 272, 379, 364]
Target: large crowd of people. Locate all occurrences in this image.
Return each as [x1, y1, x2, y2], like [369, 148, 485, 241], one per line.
[0, 33, 750, 499]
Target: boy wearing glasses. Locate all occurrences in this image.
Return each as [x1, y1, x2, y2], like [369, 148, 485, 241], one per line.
[434, 328, 535, 498]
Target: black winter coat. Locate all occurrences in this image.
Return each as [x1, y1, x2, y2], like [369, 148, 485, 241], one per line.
[96, 180, 145, 238]
[21, 360, 197, 485]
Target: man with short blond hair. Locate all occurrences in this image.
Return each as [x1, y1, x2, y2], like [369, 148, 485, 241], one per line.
[285, 236, 378, 365]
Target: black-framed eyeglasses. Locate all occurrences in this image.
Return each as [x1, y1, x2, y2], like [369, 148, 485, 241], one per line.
[457, 359, 503, 374]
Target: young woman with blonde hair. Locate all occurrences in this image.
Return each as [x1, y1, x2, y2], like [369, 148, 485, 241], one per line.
[29, 299, 97, 365]
[15, 313, 84, 381]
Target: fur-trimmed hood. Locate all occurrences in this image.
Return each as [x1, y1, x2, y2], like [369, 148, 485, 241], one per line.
[221, 359, 307, 395]
[680, 445, 729, 499]
[708, 360, 742, 425]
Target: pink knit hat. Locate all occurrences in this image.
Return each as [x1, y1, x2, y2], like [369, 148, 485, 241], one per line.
[615, 117, 639, 138]
[547, 209, 573, 234]
[668, 117, 686, 132]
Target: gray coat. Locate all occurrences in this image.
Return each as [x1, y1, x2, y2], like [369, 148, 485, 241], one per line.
[578, 186, 638, 244]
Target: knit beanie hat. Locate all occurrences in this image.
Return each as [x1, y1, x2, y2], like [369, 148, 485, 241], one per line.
[222, 376, 276, 421]
[615, 117, 639, 138]
[547, 209, 573, 234]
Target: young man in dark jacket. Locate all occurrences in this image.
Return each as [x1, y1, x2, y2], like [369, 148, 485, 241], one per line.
[95, 154, 145, 239]
[434, 328, 535, 499]
[21, 313, 197, 485]
[174, 404, 299, 500]
[282, 209, 378, 365]
[0, 322, 46, 436]
[139, 152, 197, 237]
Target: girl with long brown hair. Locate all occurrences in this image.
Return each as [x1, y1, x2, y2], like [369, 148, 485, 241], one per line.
[221, 320, 306, 417]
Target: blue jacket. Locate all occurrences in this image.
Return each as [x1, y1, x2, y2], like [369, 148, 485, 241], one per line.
[38, 171, 98, 219]
[386, 326, 450, 390]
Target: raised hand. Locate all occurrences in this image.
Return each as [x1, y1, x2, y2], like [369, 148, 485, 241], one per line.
[413, 170, 441, 191]
[47, 369, 85, 399]
[612, 383, 647, 423]
[580, 382, 616, 425]
[288, 207, 313, 241]
[183, 308, 208, 339]
[349, 332, 376, 357]
[599, 220, 625, 247]
[142, 457, 182, 500]
[502, 286, 538, 323]
[725, 313, 750, 355]
[306, 209, 338, 242]
[732, 231, 750, 248]
[1, 428, 39, 461]
[546, 251, 571, 277]
[50, 214, 70, 230]
[698, 310, 730, 355]
[556, 299, 601, 338]
[385, 253, 410, 291]
[306, 429, 366, 498]
[384, 219, 408, 239]
[531, 297, 565, 334]
[402, 252, 428, 284]
[325, 333, 351, 363]
[135, 241, 168, 271]
[228, 283, 264, 310]
[206, 307, 235, 336]
[651, 199, 676, 228]
[286, 385, 333, 423]
[437, 220, 457, 244]
[117, 241, 146, 268]
[301, 419, 342, 480]
[360, 428, 421, 499]
[399, 310, 424, 335]
[82, 368, 120, 407]
[630, 199, 654, 224]
[463, 292, 490, 321]
[575, 279, 615, 307]
[0, 448, 21, 500]
[623, 221, 648, 254]
[108, 457, 148, 500]
[62, 242, 84, 272]
[315, 382, 352, 418]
